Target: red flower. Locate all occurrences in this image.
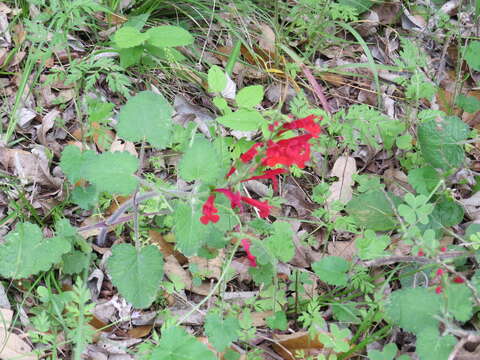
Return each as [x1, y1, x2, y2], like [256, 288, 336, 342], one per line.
[241, 196, 272, 218]
[241, 238, 257, 267]
[281, 115, 322, 137]
[417, 249, 425, 257]
[240, 143, 263, 163]
[214, 188, 242, 210]
[440, 247, 447, 252]
[453, 276, 465, 284]
[262, 134, 313, 169]
[436, 268, 444, 276]
[226, 166, 236, 178]
[200, 194, 219, 224]
[435, 286, 443, 294]
[242, 168, 287, 192]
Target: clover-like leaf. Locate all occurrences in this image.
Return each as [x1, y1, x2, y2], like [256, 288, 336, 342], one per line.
[118, 91, 173, 149]
[312, 256, 350, 287]
[107, 243, 164, 309]
[0, 223, 71, 279]
[145, 25, 194, 48]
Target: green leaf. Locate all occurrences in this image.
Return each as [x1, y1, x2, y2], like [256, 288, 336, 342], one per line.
[62, 250, 89, 275]
[416, 328, 457, 360]
[118, 46, 143, 68]
[60, 145, 96, 184]
[264, 221, 294, 263]
[418, 115, 468, 170]
[430, 197, 464, 228]
[444, 283, 474, 322]
[178, 136, 223, 184]
[0, 223, 71, 279]
[396, 134, 412, 150]
[113, 26, 147, 48]
[408, 167, 440, 195]
[208, 65, 227, 93]
[173, 201, 210, 256]
[151, 326, 216, 360]
[455, 94, 480, 113]
[312, 256, 350, 287]
[368, 343, 398, 360]
[331, 303, 361, 324]
[386, 287, 442, 333]
[217, 109, 265, 131]
[71, 185, 99, 210]
[355, 229, 390, 260]
[118, 91, 173, 149]
[84, 151, 139, 195]
[235, 85, 264, 108]
[204, 313, 241, 352]
[346, 191, 401, 231]
[338, 0, 373, 12]
[107, 244, 164, 309]
[145, 25, 194, 48]
[266, 311, 288, 330]
[465, 41, 480, 71]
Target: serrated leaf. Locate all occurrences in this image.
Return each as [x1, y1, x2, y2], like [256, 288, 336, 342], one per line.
[346, 191, 401, 231]
[204, 313, 241, 352]
[71, 185, 99, 210]
[107, 244, 163, 309]
[264, 221, 294, 262]
[368, 343, 398, 360]
[430, 197, 464, 229]
[0, 223, 71, 279]
[117, 91, 173, 149]
[235, 85, 264, 108]
[173, 202, 210, 256]
[455, 94, 480, 113]
[418, 116, 468, 170]
[84, 151, 139, 195]
[178, 136, 222, 184]
[216, 109, 265, 131]
[208, 65, 227, 93]
[386, 287, 442, 333]
[62, 250, 89, 275]
[145, 25, 194, 48]
[118, 46, 143, 68]
[416, 328, 457, 360]
[444, 283, 474, 322]
[355, 229, 390, 260]
[151, 326, 216, 360]
[312, 256, 350, 287]
[60, 145, 96, 183]
[266, 311, 288, 330]
[465, 41, 480, 71]
[113, 26, 146, 48]
[331, 303, 361, 324]
[408, 167, 440, 195]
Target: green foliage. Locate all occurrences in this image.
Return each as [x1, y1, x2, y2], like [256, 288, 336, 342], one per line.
[266, 311, 288, 330]
[418, 115, 468, 170]
[355, 229, 390, 260]
[216, 109, 266, 131]
[346, 191, 401, 231]
[386, 287, 442, 333]
[465, 40, 480, 71]
[456, 94, 480, 113]
[408, 167, 440, 195]
[236, 85, 264, 108]
[60, 145, 139, 195]
[398, 194, 434, 225]
[107, 244, 164, 309]
[0, 223, 71, 279]
[150, 326, 215, 360]
[114, 26, 147, 48]
[416, 328, 457, 360]
[312, 256, 350, 287]
[178, 136, 224, 183]
[430, 197, 464, 229]
[145, 25, 194, 47]
[208, 65, 227, 93]
[318, 324, 350, 353]
[62, 250, 89, 275]
[444, 283, 474, 322]
[204, 313, 241, 352]
[118, 91, 173, 149]
[264, 221, 294, 263]
[368, 343, 398, 360]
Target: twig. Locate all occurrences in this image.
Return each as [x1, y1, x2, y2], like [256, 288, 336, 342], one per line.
[301, 64, 332, 114]
[361, 251, 469, 267]
[77, 211, 169, 233]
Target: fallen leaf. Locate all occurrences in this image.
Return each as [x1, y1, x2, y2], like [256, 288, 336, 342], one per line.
[149, 230, 187, 265]
[126, 325, 153, 339]
[0, 309, 35, 360]
[257, 23, 275, 53]
[272, 331, 326, 360]
[190, 250, 225, 280]
[110, 136, 138, 156]
[326, 156, 356, 209]
[460, 192, 480, 220]
[328, 240, 357, 261]
[164, 255, 192, 289]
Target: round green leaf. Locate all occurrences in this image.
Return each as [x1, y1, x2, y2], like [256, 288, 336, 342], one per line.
[145, 25, 194, 48]
[235, 85, 264, 108]
[465, 41, 480, 72]
[107, 244, 164, 309]
[208, 65, 227, 93]
[216, 109, 265, 131]
[117, 91, 173, 149]
[113, 26, 146, 49]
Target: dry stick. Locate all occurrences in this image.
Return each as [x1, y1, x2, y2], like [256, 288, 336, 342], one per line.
[77, 211, 169, 234]
[361, 251, 468, 267]
[300, 64, 333, 115]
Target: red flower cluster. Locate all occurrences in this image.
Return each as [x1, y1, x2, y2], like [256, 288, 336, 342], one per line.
[241, 238, 257, 267]
[200, 194, 219, 224]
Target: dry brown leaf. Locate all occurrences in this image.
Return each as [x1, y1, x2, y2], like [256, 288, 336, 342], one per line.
[0, 147, 60, 187]
[149, 230, 187, 265]
[164, 255, 192, 289]
[126, 325, 153, 339]
[326, 156, 356, 209]
[0, 309, 35, 360]
[459, 192, 480, 220]
[273, 331, 326, 360]
[328, 240, 356, 261]
[190, 250, 224, 280]
[257, 23, 275, 53]
[110, 136, 138, 156]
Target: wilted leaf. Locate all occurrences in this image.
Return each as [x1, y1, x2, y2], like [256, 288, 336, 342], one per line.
[326, 156, 356, 209]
